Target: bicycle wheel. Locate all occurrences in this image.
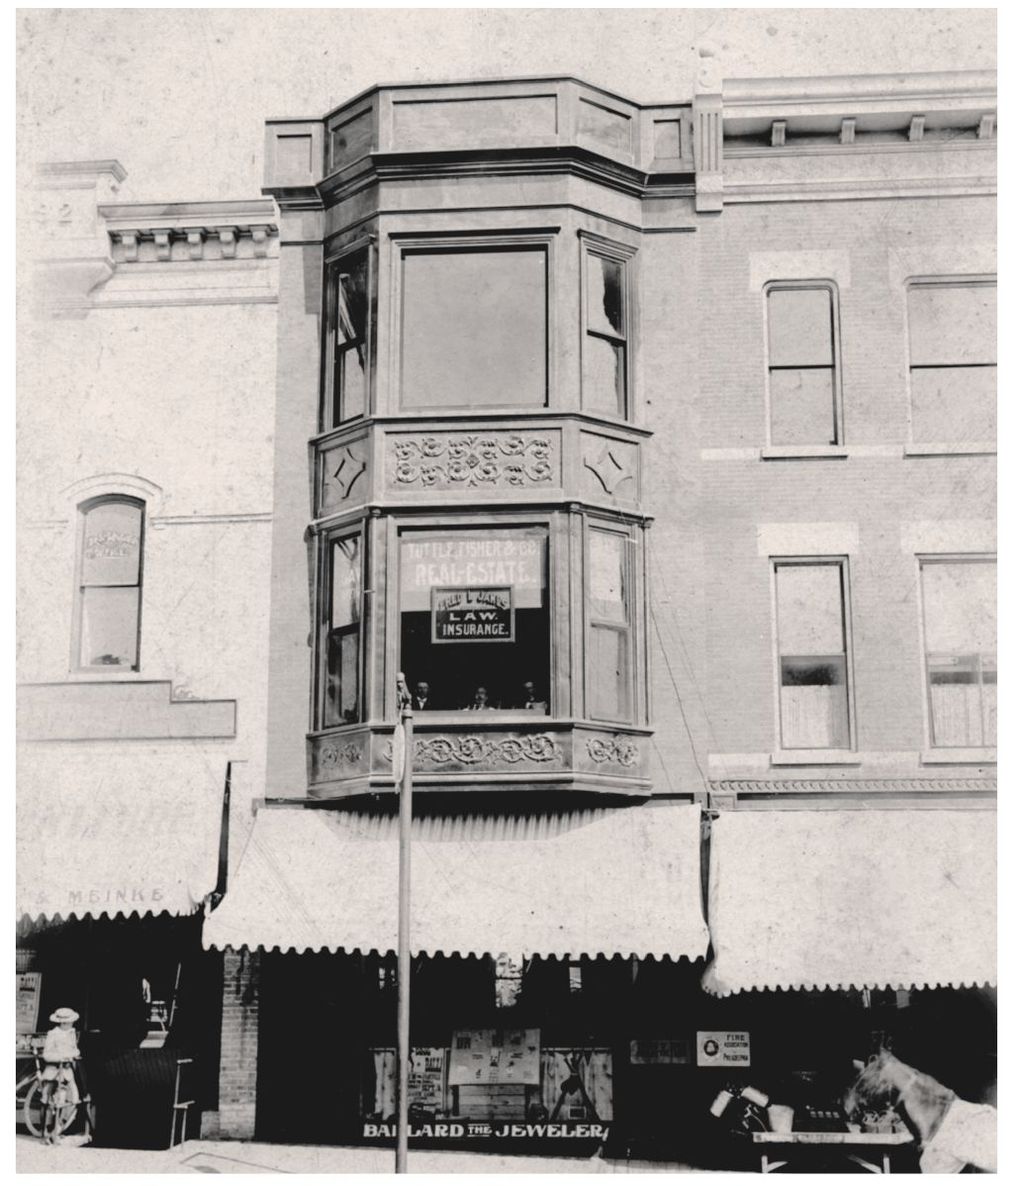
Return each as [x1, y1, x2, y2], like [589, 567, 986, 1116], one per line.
[23, 1079, 44, 1137]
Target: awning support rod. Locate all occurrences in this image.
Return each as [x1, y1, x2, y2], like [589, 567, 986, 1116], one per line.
[395, 674, 414, 1174]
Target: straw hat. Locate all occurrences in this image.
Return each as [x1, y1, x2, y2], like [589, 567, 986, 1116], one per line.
[49, 1007, 79, 1024]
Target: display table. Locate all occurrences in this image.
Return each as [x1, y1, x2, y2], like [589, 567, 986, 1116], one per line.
[752, 1130, 914, 1174]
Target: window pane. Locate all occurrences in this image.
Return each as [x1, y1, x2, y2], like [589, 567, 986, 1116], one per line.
[325, 630, 359, 725]
[589, 530, 627, 623]
[332, 537, 361, 629]
[590, 624, 630, 721]
[401, 249, 546, 409]
[769, 368, 836, 446]
[910, 366, 996, 443]
[399, 530, 549, 711]
[583, 335, 625, 418]
[767, 288, 833, 367]
[921, 562, 995, 654]
[333, 253, 369, 423]
[776, 565, 845, 656]
[587, 256, 624, 338]
[81, 502, 142, 586]
[780, 658, 849, 749]
[80, 586, 139, 667]
[909, 285, 996, 366]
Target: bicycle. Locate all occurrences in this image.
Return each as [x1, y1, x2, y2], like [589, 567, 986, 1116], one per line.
[21, 1056, 84, 1143]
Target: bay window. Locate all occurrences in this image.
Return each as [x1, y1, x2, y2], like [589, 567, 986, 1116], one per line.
[324, 243, 373, 428]
[320, 530, 364, 726]
[774, 560, 852, 750]
[582, 239, 633, 419]
[75, 497, 144, 671]
[399, 240, 549, 410]
[397, 526, 550, 712]
[920, 558, 996, 747]
[586, 525, 634, 723]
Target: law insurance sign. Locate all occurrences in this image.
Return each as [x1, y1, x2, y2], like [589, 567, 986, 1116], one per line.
[432, 586, 514, 643]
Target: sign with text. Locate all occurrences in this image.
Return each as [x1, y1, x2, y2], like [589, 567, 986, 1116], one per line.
[448, 1028, 541, 1086]
[432, 586, 514, 643]
[630, 1038, 692, 1065]
[697, 1031, 751, 1067]
[401, 534, 545, 611]
[17, 972, 42, 1034]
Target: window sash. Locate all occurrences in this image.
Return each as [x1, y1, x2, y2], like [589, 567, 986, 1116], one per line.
[774, 561, 851, 750]
[586, 527, 634, 724]
[325, 246, 372, 428]
[583, 248, 630, 419]
[321, 530, 364, 727]
[766, 284, 839, 445]
[75, 498, 144, 671]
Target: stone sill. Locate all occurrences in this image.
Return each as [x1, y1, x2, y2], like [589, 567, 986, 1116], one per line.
[770, 750, 862, 767]
[920, 748, 996, 766]
[903, 442, 996, 457]
[761, 445, 849, 460]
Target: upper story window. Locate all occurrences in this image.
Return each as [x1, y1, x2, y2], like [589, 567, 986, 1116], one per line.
[320, 530, 364, 726]
[324, 243, 373, 429]
[581, 238, 633, 419]
[74, 497, 144, 671]
[773, 559, 852, 750]
[398, 526, 550, 712]
[586, 524, 635, 724]
[907, 280, 996, 443]
[399, 239, 550, 411]
[920, 558, 996, 748]
[766, 282, 841, 446]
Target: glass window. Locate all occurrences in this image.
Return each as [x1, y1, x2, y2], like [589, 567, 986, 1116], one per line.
[766, 285, 839, 446]
[920, 559, 996, 747]
[908, 282, 996, 442]
[76, 498, 143, 670]
[400, 248, 547, 409]
[587, 527, 632, 723]
[774, 561, 851, 749]
[583, 251, 628, 418]
[398, 528, 549, 712]
[325, 247, 372, 428]
[323, 534, 362, 726]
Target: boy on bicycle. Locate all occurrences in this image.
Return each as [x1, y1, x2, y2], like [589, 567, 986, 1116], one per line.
[40, 1007, 86, 1113]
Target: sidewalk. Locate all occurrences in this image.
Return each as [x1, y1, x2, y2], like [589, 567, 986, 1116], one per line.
[16, 1136, 705, 1174]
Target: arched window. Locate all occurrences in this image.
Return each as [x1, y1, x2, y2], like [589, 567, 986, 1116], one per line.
[74, 496, 144, 671]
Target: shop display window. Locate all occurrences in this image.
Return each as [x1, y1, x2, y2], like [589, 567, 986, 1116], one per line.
[74, 496, 144, 671]
[398, 526, 550, 713]
[399, 245, 548, 410]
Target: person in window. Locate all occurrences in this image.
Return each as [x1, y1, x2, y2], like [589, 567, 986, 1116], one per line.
[413, 681, 432, 712]
[518, 680, 545, 711]
[40, 1007, 89, 1136]
[466, 685, 492, 711]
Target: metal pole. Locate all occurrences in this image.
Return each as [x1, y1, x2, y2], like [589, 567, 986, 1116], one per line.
[395, 674, 413, 1174]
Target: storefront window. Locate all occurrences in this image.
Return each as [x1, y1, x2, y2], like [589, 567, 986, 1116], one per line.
[398, 528, 550, 712]
[400, 247, 547, 410]
[323, 533, 363, 726]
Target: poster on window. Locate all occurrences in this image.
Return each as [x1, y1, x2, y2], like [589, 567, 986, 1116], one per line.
[401, 534, 545, 610]
[432, 586, 514, 643]
[448, 1028, 541, 1085]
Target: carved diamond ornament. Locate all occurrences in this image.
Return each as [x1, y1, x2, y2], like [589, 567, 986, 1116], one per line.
[584, 446, 634, 495]
[328, 445, 367, 501]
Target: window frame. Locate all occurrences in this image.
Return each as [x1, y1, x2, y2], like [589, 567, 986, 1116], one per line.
[579, 231, 637, 422]
[72, 494, 146, 674]
[905, 276, 996, 447]
[771, 556, 855, 753]
[764, 280, 843, 448]
[322, 235, 376, 431]
[584, 517, 637, 726]
[390, 229, 558, 414]
[315, 520, 368, 729]
[916, 554, 996, 752]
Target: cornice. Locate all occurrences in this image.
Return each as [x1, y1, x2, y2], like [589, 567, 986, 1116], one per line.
[710, 777, 996, 795]
[723, 69, 996, 109]
[722, 176, 996, 204]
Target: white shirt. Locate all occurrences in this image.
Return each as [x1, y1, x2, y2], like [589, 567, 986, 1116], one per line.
[43, 1026, 80, 1062]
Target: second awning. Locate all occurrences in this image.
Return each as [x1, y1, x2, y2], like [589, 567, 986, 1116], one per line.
[702, 808, 996, 996]
[203, 802, 708, 960]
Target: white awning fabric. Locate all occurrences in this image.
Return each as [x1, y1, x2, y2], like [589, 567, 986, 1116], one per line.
[17, 745, 226, 923]
[203, 802, 708, 960]
[703, 809, 996, 996]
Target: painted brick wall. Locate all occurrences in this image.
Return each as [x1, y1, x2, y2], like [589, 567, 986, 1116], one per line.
[216, 948, 261, 1139]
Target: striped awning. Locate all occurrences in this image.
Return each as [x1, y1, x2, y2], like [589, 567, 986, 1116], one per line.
[17, 744, 226, 923]
[702, 809, 996, 996]
[203, 801, 708, 960]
